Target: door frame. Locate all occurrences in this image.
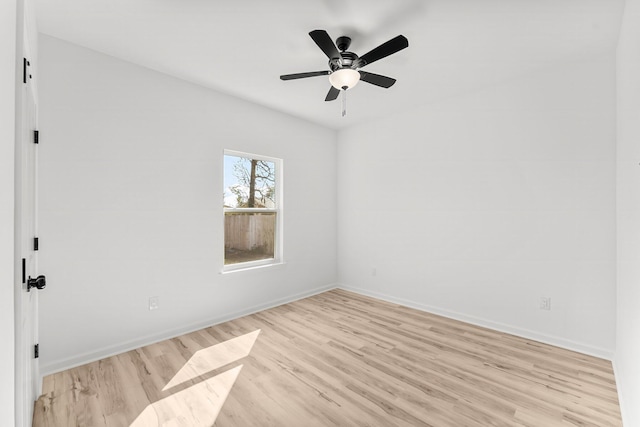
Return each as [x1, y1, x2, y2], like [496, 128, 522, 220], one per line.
[14, 5, 40, 425]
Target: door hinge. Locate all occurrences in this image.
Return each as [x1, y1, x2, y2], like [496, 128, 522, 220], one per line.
[34, 237, 39, 251]
[34, 130, 39, 144]
[22, 258, 26, 284]
[34, 344, 39, 359]
[23, 58, 31, 84]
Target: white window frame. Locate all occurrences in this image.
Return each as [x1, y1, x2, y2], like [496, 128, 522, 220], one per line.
[222, 149, 283, 272]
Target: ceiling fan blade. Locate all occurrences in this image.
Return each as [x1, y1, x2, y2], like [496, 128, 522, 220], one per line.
[325, 86, 340, 101]
[280, 71, 330, 81]
[356, 35, 409, 68]
[358, 71, 396, 88]
[309, 30, 341, 60]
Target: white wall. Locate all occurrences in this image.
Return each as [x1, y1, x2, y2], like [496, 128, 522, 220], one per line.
[37, 35, 337, 374]
[616, 0, 640, 424]
[338, 59, 617, 358]
[1, 0, 17, 423]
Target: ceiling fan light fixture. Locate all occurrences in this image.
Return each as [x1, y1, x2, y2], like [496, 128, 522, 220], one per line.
[329, 68, 360, 90]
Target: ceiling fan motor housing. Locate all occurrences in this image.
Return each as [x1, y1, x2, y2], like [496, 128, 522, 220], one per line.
[330, 51, 359, 71]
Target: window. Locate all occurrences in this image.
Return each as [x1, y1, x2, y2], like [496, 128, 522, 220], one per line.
[223, 150, 282, 270]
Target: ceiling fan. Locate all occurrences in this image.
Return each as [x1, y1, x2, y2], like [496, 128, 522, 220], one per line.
[280, 30, 409, 111]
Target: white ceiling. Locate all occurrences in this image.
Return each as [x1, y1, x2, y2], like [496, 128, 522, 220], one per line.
[35, 0, 624, 130]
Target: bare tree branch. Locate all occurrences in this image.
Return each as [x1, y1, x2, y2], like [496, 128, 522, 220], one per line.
[231, 157, 276, 208]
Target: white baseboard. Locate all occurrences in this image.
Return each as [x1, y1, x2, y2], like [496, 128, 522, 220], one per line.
[40, 282, 615, 382]
[338, 284, 615, 361]
[39, 283, 338, 378]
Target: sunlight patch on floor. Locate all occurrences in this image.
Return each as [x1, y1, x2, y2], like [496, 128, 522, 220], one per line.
[163, 329, 261, 391]
[131, 365, 243, 427]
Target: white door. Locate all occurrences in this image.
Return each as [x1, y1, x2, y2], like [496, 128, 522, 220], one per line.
[15, 55, 41, 427]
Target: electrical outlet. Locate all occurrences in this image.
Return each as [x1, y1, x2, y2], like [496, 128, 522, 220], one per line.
[540, 297, 551, 310]
[372, 267, 377, 276]
[149, 296, 159, 311]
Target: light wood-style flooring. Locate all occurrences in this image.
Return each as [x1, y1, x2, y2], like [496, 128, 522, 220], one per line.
[33, 289, 622, 426]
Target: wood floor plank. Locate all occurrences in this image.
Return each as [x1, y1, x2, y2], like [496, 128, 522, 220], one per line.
[33, 289, 622, 426]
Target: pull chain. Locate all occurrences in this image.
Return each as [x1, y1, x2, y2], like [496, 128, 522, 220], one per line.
[341, 86, 347, 117]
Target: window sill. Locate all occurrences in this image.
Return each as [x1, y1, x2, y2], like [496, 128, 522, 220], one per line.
[220, 261, 286, 275]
